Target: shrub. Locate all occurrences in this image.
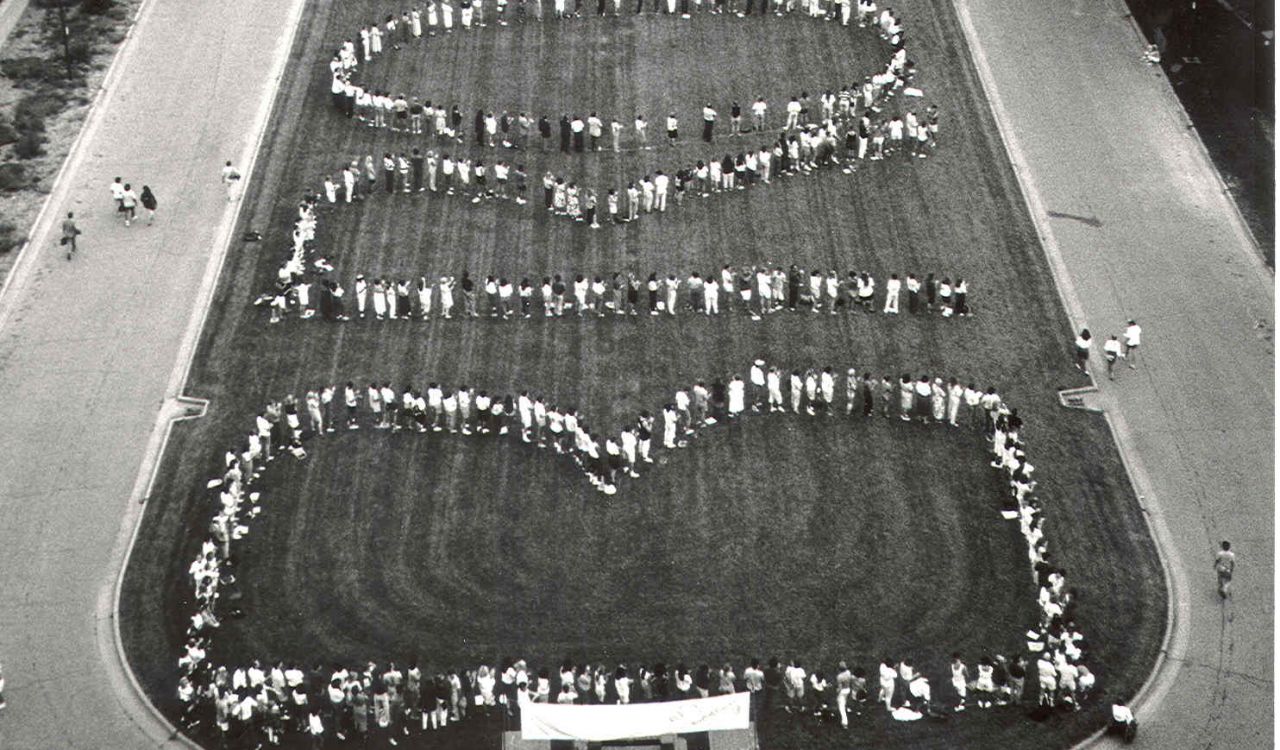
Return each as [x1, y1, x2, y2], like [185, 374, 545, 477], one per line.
[0, 221, 19, 253]
[14, 130, 45, 159]
[12, 91, 63, 133]
[0, 118, 18, 147]
[0, 57, 57, 87]
[0, 163, 29, 191]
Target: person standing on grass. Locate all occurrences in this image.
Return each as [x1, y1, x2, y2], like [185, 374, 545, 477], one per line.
[884, 273, 900, 313]
[60, 211, 81, 260]
[1103, 334, 1123, 380]
[1123, 319, 1141, 369]
[1074, 328, 1092, 373]
[1215, 541, 1235, 598]
[701, 103, 717, 143]
[221, 160, 241, 201]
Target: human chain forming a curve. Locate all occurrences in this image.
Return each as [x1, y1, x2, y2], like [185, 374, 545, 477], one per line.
[176, 360, 1092, 746]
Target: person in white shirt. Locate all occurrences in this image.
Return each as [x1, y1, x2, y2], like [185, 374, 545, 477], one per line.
[877, 659, 896, 709]
[1074, 328, 1092, 373]
[1102, 335, 1123, 380]
[767, 367, 783, 412]
[783, 660, 806, 712]
[1110, 700, 1137, 741]
[883, 273, 901, 313]
[120, 184, 138, 226]
[221, 161, 241, 201]
[1123, 319, 1141, 369]
[634, 114, 649, 149]
[751, 97, 767, 132]
[653, 171, 669, 211]
[728, 376, 745, 417]
[110, 176, 125, 213]
[785, 97, 801, 130]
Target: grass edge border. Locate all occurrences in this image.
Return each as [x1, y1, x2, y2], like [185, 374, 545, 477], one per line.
[945, 0, 1180, 744]
[102, 0, 312, 745]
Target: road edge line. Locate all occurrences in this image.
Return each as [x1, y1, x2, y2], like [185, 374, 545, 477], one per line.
[98, 0, 310, 744]
[947, 0, 1185, 745]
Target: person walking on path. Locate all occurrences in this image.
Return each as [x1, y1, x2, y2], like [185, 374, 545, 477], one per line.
[1123, 320, 1141, 369]
[221, 160, 242, 201]
[60, 212, 81, 260]
[120, 183, 138, 227]
[1073, 328, 1092, 373]
[109, 176, 124, 215]
[140, 185, 158, 225]
[1102, 334, 1122, 380]
[1215, 541, 1235, 599]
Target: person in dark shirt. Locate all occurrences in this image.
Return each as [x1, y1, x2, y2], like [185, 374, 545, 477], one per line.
[538, 116, 552, 150]
[559, 115, 571, 153]
[763, 657, 783, 714]
[410, 149, 425, 192]
[461, 272, 477, 318]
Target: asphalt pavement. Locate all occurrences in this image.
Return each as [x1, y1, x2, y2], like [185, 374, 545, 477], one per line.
[0, 0, 304, 746]
[955, 0, 1273, 746]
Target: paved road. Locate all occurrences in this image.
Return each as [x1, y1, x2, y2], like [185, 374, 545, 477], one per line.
[956, 0, 1274, 747]
[0, 0, 303, 747]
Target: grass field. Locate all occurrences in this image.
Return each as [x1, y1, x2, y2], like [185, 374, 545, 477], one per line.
[119, 0, 1167, 748]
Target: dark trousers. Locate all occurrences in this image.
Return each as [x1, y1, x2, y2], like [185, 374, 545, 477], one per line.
[702, 120, 714, 142]
[384, 171, 394, 193]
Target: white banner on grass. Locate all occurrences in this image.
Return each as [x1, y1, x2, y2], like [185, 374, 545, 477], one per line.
[520, 693, 751, 741]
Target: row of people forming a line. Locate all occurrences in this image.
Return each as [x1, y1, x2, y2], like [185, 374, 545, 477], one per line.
[336, 0, 901, 60]
[534, 119, 938, 227]
[177, 644, 1081, 748]
[332, 79, 922, 153]
[336, 83, 927, 152]
[230, 364, 1009, 500]
[261, 266, 972, 323]
[313, 100, 938, 213]
[984, 393, 1097, 717]
[179, 365, 1095, 745]
[330, 1, 910, 134]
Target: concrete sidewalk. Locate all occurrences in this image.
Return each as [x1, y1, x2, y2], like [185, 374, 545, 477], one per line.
[955, 0, 1273, 747]
[0, 0, 303, 746]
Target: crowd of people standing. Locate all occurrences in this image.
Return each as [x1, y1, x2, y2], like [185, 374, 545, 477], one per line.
[175, 357, 1096, 746]
[259, 263, 972, 323]
[315, 0, 934, 230]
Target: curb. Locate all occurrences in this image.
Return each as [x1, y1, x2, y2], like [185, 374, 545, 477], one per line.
[80, 0, 308, 746]
[0, 0, 151, 332]
[1109, 0, 1271, 268]
[947, 1, 1184, 746]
